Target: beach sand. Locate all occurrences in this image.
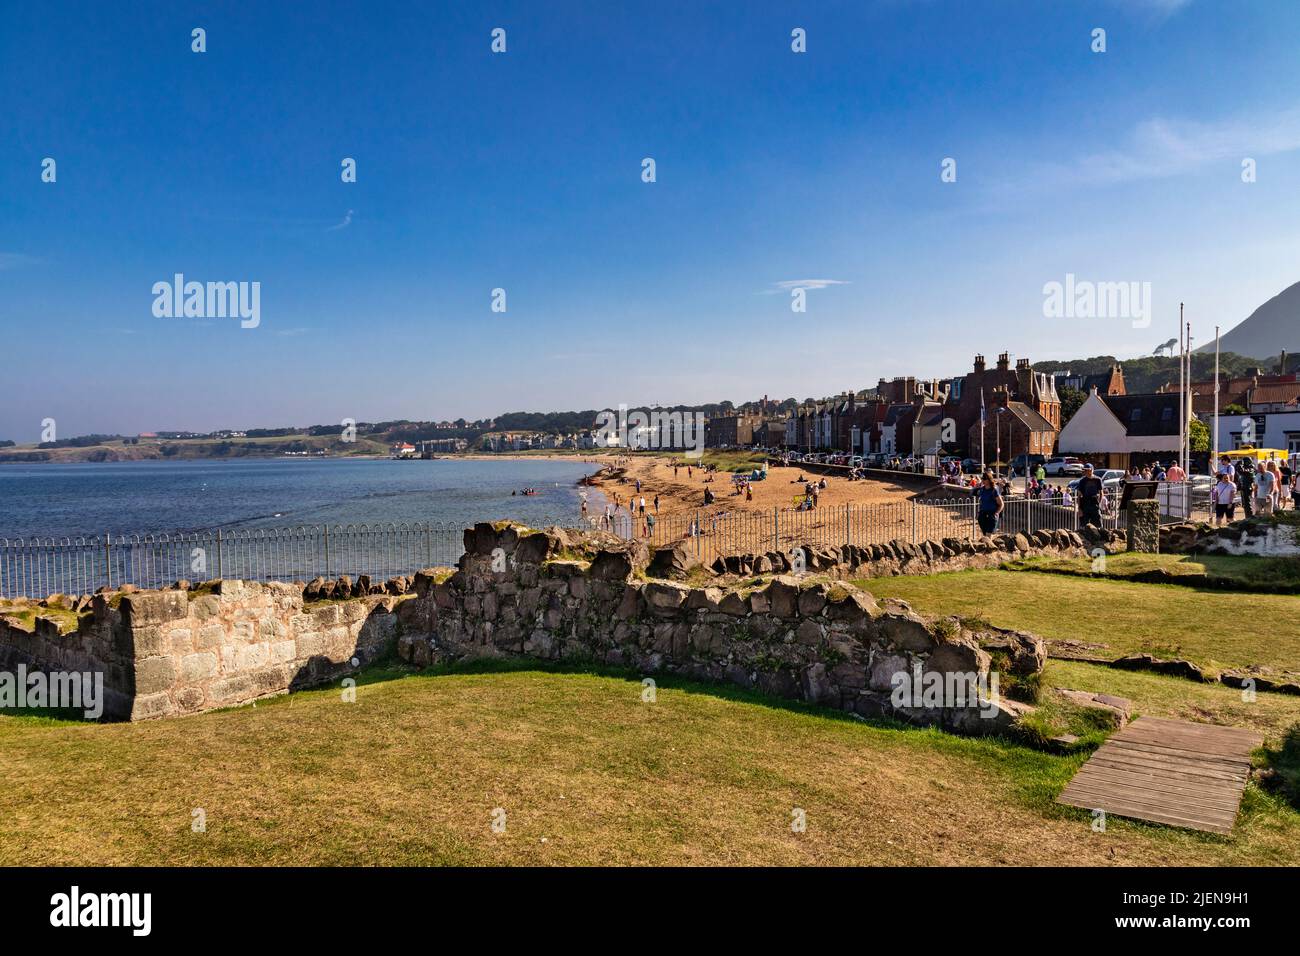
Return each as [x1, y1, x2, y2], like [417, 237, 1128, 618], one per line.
[586, 456, 918, 517]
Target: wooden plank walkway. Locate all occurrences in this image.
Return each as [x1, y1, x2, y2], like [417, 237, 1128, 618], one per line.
[1057, 716, 1263, 835]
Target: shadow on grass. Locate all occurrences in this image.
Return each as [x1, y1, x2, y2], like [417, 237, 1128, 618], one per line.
[335, 651, 1081, 770]
[1259, 724, 1300, 811]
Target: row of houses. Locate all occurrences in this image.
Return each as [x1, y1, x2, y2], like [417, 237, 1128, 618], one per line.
[479, 432, 598, 452]
[771, 353, 1068, 464]
[704, 351, 1298, 470]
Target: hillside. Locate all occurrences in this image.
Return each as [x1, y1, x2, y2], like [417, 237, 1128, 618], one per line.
[1200, 281, 1300, 358]
[1033, 351, 1290, 393]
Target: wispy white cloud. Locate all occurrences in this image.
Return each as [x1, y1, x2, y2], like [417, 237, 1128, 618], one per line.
[1020, 108, 1300, 191]
[762, 279, 850, 294]
[1122, 0, 1192, 14]
[328, 209, 354, 231]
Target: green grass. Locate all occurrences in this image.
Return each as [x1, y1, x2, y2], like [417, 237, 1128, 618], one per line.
[2, 661, 1297, 865]
[1043, 660, 1300, 746]
[861, 568, 1300, 678]
[0, 604, 83, 634]
[1009, 552, 1300, 594]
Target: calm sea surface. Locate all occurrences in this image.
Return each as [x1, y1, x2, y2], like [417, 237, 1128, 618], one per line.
[0, 458, 604, 539]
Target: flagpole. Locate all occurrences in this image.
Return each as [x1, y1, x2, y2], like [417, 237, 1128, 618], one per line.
[1179, 305, 1188, 478]
[1213, 325, 1220, 480]
[980, 388, 986, 474]
[1186, 324, 1194, 478]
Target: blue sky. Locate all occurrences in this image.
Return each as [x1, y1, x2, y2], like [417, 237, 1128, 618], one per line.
[3, 0, 1300, 440]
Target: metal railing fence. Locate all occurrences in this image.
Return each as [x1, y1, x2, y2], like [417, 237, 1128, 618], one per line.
[2, 482, 1211, 599]
[1, 522, 474, 599]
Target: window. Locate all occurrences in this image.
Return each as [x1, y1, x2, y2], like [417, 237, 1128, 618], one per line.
[1161, 406, 1173, 421]
[1130, 408, 1142, 422]
[1287, 433, 1300, 455]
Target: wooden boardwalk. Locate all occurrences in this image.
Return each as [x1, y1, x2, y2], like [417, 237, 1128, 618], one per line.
[1057, 716, 1263, 835]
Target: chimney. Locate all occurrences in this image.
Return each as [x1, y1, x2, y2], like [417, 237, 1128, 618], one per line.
[997, 352, 1010, 371]
[973, 354, 986, 373]
[1281, 351, 1289, 375]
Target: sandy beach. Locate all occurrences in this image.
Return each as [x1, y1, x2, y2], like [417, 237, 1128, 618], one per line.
[571, 455, 935, 555]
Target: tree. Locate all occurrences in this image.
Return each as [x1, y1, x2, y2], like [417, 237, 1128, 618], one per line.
[1153, 338, 1177, 357]
[1189, 417, 1210, 453]
[1057, 386, 1088, 428]
[1222, 403, 1248, 416]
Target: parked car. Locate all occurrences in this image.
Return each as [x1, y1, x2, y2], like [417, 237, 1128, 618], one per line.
[1044, 457, 1085, 476]
[1010, 454, 1048, 475]
[1068, 469, 1126, 492]
[961, 458, 982, 474]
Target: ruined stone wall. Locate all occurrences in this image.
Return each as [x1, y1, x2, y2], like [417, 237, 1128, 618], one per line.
[393, 523, 1046, 734]
[0, 594, 134, 717]
[2, 521, 1080, 726]
[0, 581, 405, 719]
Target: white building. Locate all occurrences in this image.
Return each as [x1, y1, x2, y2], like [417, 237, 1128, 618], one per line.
[1056, 390, 1182, 470]
[1209, 409, 1300, 458]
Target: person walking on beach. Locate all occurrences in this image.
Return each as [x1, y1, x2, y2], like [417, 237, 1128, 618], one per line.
[1075, 463, 1104, 528]
[977, 473, 1003, 536]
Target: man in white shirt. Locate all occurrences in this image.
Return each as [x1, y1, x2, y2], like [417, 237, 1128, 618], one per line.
[1212, 473, 1236, 527]
[1255, 466, 1276, 516]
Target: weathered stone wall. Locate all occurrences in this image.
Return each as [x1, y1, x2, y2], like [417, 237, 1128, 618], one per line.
[0, 594, 134, 717]
[1162, 515, 1300, 556]
[2, 521, 1083, 727]
[0, 581, 406, 719]
[699, 526, 1111, 580]
[393, 523, 1046, 735]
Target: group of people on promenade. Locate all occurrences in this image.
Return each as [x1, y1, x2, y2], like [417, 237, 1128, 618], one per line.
[1210, 456, 1294, 526]
[973, 463, 1110, 535]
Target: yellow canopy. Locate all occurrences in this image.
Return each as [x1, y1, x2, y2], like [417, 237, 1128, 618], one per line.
[1218, 447, 1289, 462]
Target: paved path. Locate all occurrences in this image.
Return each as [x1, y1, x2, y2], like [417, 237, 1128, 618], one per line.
[1057, 716, 1263, 835]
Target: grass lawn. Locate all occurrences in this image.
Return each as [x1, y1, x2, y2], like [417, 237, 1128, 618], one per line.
[1, 663, 1297, 866]
[1010, 552, 1300, 594]
[859, 568, 1300, 678]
